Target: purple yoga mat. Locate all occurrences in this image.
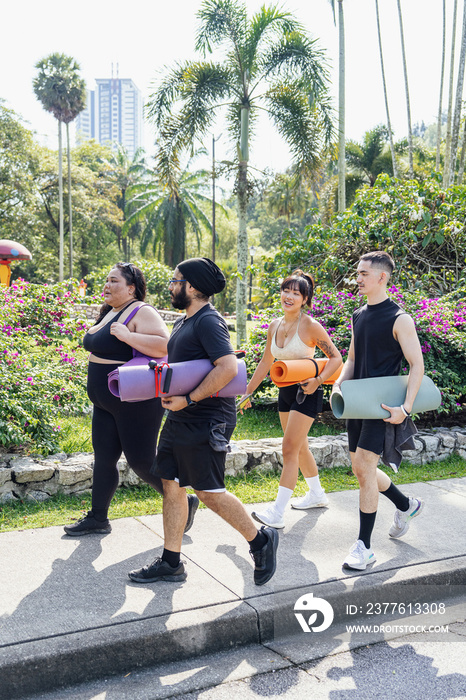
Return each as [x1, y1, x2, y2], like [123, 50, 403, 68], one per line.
[108, 358, 247, 402]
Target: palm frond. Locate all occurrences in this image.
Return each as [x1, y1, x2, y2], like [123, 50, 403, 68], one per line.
[265, 84, 326, 177]
[195, 0, 247, 56]
[245, 5, 303, 74]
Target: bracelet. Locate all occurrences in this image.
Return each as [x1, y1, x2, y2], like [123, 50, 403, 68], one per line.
[400, 405, 410, 417]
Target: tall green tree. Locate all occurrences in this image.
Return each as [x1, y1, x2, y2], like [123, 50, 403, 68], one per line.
[124, 147, 215, 266]
[375, 0, 398, 178]
[449, 0, 466, 185]
[265, 172, 311, 226]
[329, 0, 346, 211]
[147, 0, 333, 346]
[104, 145, 147, 261]
[443, 0, 458, 186]
[436, 0, 447, 171]
[396, 0, 414, 178]
[345, 125, 393, 187]
[33, 53, 86, 281]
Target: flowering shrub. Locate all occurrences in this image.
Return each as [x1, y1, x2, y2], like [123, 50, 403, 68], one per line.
[0, 280, 90, 453]
[244, 286, 466, 414]
[262, 174, 466, 299]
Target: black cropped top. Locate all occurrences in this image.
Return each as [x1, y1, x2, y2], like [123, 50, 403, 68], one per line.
[83, 306, 134, 362]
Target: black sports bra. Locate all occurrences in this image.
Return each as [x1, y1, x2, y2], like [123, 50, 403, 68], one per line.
[83, 305, 135, 361]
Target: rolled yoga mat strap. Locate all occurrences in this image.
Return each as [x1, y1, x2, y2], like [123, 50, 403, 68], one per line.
[270, 358, 342, 388]
[108, 358, 247, 402]
[331, 375, 442, 420]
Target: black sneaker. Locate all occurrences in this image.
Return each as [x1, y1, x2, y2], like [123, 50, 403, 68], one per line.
[250, 525, 279, 586]
[128, 557, 187, 583]
[184, 494, 199, 534]
[64, 511, 111, 536]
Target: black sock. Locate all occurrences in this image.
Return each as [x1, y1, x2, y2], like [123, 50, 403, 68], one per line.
[249, 529, 268, 552]
[358, 510, 377, 549]
[162, 548, 180, 568]
[381, 483, 410, 511]
[91, 508, 108, 522]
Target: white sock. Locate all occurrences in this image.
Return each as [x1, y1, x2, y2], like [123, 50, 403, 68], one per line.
[305, 476, 323, 493]
[274, 486, 293, 515]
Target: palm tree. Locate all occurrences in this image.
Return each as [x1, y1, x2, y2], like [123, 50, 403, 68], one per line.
[265, 172, 311, 226]
[449, 0, 466, 185]
[374, 0, 398, 179]
[105, 145, 147, 260]
[436, 0, 447, 172]
[396, 0, 414, 178]
[329, 0, 346, 211]
[345, 125, 393, 187]
[33, 53, 86, 281]
[443, 0, 458, 186]
[123, 146, 217, 266]
[147, 0, 333, 346]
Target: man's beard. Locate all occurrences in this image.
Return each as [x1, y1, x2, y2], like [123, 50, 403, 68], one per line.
[171, 284, 190, 310]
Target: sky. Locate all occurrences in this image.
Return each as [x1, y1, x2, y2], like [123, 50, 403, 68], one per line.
[0, 0, 457, 176]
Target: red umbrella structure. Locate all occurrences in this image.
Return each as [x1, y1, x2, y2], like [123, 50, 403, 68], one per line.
[0, 239, 32, 286]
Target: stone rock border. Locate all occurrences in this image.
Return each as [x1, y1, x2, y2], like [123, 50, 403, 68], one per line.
[1, 427, 465, 503]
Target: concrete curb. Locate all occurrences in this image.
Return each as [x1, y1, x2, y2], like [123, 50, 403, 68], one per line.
[1, 556, 465, 698]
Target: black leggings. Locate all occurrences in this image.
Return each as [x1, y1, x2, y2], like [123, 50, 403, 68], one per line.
[87, 362, 164, 517]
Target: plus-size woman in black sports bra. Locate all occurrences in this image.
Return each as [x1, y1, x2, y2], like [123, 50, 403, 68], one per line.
[63, 263, 170, 536]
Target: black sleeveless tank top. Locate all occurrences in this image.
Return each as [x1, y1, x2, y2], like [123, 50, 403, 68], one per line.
[83, 305, 134, 361]
[352, 298, 406, 379]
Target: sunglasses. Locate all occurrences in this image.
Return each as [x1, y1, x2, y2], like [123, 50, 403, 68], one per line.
[168, 278, 187, 285]
[118, 262, 135, 278]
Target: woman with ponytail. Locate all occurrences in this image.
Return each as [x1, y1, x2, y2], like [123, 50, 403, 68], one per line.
[239, 270, 342, 529]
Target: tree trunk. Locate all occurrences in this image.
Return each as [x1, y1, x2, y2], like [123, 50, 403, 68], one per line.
[397, 0, 414, 178]
[443, 0, 458, 185]
[436, 0, 446, 171]
[457, 116, 466, 181]
[66, 123, 73, 279]
[236, 106, 249, 349]
[450, 0, 466, 184]
[375, 0, 398, 178]
[337, 0, 346, 211]
[58, 120, 64, 282]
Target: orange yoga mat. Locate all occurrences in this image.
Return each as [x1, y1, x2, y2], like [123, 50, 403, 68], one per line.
[270, 358, 342, 387]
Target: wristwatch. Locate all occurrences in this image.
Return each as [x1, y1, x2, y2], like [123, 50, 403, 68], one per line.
[185, 393, 197, 406]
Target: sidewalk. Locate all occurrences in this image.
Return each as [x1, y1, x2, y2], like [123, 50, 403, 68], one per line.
[1, 477, 465, 699]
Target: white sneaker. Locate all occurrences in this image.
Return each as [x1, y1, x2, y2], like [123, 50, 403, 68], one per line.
[343, 539, 376, 570]
[291, 490, 329, 510]
[252, 506, 285, 529]
[389, 497, 424, 538]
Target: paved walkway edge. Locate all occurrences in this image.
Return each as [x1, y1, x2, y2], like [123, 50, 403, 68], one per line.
[1, 555, 465, 698]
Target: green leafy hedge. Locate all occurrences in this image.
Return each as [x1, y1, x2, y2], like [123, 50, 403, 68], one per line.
[261, 174, 466, 301]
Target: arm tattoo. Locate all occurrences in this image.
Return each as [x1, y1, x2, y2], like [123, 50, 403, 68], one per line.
[316, 338, 337, 358]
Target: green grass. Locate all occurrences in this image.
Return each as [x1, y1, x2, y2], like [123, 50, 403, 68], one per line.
[1, 454, 464, 534]
[57, 407, 342, 453]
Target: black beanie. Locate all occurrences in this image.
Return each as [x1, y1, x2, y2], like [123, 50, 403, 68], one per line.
[178, 257, 226, 296]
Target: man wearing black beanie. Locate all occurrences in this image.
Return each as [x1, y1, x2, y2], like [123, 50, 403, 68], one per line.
[129, 258, 278, 586]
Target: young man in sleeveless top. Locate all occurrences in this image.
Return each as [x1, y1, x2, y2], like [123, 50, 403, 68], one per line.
[331, 252, 425, 571]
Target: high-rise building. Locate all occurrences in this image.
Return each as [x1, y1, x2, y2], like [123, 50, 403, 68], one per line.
[76, 72, 143, 157]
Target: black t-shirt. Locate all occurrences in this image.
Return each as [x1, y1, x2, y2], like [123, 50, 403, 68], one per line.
[352, 298, 406, 379]
[166, 303, 236, 424]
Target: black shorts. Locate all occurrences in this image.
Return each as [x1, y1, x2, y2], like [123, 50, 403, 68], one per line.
[347, 419, 386, 456]
[278, 384, 323, 418]
[153, 419, 235, 492]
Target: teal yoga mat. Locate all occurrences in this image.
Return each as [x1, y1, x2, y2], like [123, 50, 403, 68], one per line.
[331, 375, 441, 420]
